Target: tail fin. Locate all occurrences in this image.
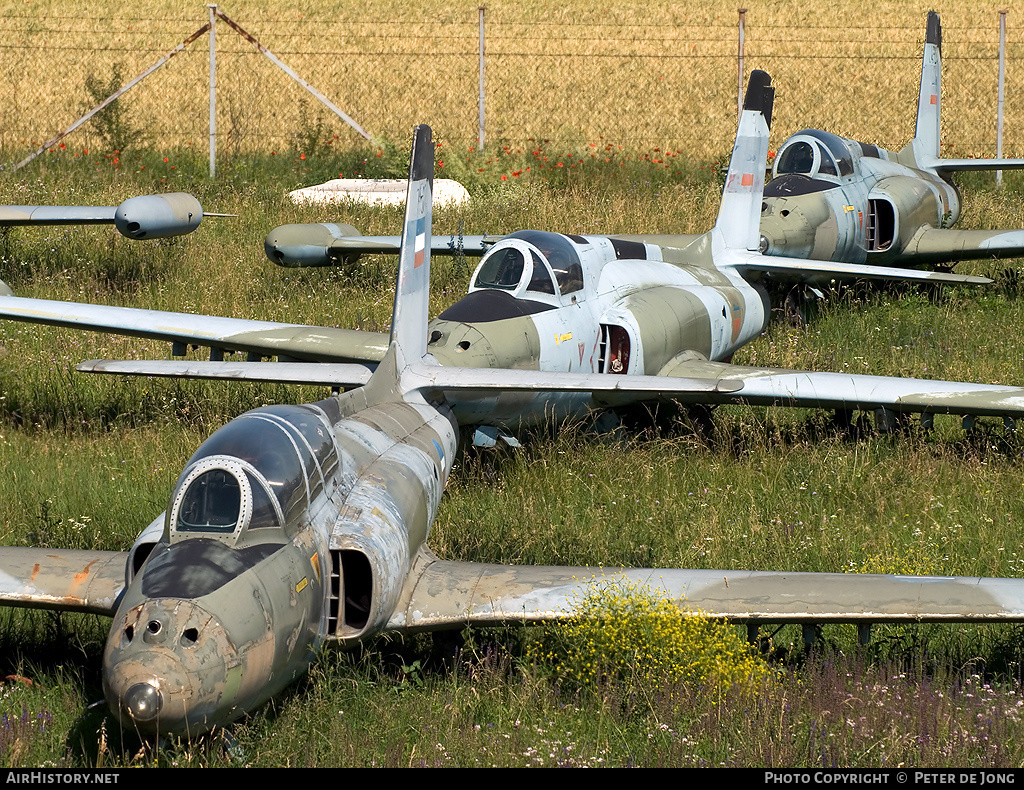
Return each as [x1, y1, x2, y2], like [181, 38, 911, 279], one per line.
[713, 70, 774, 252]
[389, 124, 434, 359]
[911, 11, 943, 167]
[911, 12, 1024, 173]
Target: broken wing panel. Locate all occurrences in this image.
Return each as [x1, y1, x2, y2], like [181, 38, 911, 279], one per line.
[0, 547, 128, 616]
[387, 550, 1024, 633]
[0, 296, 389, 364]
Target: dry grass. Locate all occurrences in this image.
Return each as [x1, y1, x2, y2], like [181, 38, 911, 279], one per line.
[0, 1, 1021, 162]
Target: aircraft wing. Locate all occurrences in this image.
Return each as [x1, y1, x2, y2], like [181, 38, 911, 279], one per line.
[388, 549, 1024, 632]
[0, 194, 205, 240]
[0, 296, 389, 365]
[930, 158, 1024, 173]
[885, 226, 1024, 267]
[734, 257, 991, 286]
[0, 206, 117, 225]
[657, 358, 1024, 418]
[0, 547, 128, 616]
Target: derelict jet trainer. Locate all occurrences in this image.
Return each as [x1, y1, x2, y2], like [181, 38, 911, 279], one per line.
[0, 74, 1022, 435]
[758, 11, 1024, 272]
[8, 124, 1024, 738]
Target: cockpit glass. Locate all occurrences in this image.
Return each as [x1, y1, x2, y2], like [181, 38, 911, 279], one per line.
[183, 410, 309, 528]
[781, 130, 855, 177]
[473, 247, 525, 289]
[177, 469, 241, 533]
[554, 261, 584, 294]
[508, 231, 584, 295]
[815, 143, 838, 176]
[526, 251, 556, 294]
[246, 470, 280, 530]
[777, 141, 814, 175]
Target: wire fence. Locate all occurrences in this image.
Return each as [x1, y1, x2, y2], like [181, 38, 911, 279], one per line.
[1, 9, 1021, 166]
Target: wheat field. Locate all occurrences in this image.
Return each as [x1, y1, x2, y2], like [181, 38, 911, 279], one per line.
[1, 0, 1021, 162]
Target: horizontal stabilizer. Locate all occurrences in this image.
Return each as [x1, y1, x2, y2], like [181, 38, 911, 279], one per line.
[389, 550, 1024, 632]
[0, 547, 127, 616]
[78, 356, 741, 400]
[78, 359, 375, 387]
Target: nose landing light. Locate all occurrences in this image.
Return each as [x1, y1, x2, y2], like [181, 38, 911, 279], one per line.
[122, 682, 162, 723]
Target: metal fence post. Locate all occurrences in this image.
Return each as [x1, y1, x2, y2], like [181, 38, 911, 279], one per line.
[997, 10, 1007, 187]
[478, 6, 486, 151]
[208, 4, 217, 178]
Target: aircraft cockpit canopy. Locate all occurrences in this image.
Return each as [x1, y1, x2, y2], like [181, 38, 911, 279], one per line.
[774, 129, 855, 182]
[167, 404, 339, 547]
[470, 230, 584, 299]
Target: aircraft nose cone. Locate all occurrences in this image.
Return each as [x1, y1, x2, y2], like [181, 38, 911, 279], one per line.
[103, 597, 238, 736]
[123, 682, 162, 723]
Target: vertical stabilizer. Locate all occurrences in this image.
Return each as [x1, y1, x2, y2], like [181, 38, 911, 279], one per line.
[714, 70, 773, 252]
[389, 124, 434, 359]
[912, 11, 943, 166]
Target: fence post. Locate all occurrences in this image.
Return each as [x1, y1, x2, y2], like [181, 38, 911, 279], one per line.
[208, 4, 217, 178]
[737, 8, 747, 119]
[997, 10, 1007, 187]
[214, 8, 371, 142]
[478, 6, 486, 150]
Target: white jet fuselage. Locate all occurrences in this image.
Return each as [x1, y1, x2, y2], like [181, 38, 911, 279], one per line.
[426, 230, 770, 424]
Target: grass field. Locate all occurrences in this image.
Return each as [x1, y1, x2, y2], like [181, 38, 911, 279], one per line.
[3, 0, 1024, 769]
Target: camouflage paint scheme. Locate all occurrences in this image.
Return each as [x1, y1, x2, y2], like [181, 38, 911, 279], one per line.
[8, 123, 1024, 740]
[758, 11, 1024, 272]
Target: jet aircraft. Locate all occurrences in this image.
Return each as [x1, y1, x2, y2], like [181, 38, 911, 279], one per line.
[6, 124, 1024, 738]
[758, 11, 1024, 271]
